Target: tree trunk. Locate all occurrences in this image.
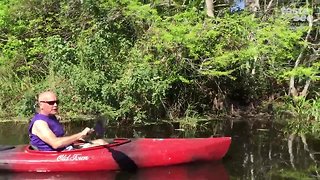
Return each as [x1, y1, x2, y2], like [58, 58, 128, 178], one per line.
[247, 0, 260, 12]
[205, 0, 214, 17]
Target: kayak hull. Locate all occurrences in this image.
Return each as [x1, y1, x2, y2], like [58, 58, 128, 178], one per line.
[0, 137, 231, 172]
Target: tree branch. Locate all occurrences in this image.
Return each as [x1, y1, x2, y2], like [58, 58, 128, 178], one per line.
[265, 0, 274, 13]
[300, 78, 311, 97]
[289, 15, 314, 97]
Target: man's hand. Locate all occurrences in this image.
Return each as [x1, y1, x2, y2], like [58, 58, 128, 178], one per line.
[80, 127, 94, 139]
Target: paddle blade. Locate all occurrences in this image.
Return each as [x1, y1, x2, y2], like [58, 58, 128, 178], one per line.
[94, 117, 107, 138]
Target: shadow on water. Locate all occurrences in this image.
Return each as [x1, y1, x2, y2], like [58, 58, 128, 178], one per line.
[0, 161, 228, 180]
[1, 117, 320, 179]
[106, 147, 138, 172]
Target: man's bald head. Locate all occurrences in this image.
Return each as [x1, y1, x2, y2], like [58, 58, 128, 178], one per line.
[38, 91, 57, 102]
[37, 91, 59, 116]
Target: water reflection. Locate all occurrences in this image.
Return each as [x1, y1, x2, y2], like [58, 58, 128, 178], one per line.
[225, 119, 320, 179]
[0, 162, 228, 180]
[1, 118, 320, 179]
[0, 122, 29, 145]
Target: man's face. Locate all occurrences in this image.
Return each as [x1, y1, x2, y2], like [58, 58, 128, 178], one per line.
[38, 92, 59, 116]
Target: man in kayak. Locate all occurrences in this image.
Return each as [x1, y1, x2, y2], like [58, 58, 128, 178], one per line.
[29, 91, 107, 151]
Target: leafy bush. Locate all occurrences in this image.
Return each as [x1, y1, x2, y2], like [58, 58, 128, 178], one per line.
[0, 0, 318, 129]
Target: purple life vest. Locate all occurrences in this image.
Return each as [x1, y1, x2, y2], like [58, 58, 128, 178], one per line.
[29, 113, 65, 151]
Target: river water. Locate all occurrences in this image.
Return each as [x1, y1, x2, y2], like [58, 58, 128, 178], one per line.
[0, 117, 319, 179]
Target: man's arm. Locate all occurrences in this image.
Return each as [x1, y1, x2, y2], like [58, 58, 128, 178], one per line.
[32, 120, 91, 149]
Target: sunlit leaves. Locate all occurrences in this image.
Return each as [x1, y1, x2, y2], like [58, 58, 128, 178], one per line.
[282, 67, 320, 81]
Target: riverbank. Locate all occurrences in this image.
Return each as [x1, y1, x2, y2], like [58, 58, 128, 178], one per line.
[0, 115, 99, 123]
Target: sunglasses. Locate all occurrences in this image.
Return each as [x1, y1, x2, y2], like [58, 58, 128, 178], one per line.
[40, 100, 59, 105]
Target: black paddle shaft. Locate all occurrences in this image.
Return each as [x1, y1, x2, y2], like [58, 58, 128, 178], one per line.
[0, 145, 15, 151]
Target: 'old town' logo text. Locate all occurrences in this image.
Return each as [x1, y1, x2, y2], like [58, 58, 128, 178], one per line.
[57, 154, 89, 161]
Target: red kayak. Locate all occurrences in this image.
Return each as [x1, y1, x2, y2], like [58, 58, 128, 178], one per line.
[0, 137, 231, 172]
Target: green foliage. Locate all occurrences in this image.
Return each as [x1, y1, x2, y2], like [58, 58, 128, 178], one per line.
[179, 105, 200, 137]
[0, 0, 318, 129]
[270, 169, 314, 180]
[276, 97, 320, 137]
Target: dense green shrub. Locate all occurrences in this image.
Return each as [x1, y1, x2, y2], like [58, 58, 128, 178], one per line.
[0, 0, 318, 133]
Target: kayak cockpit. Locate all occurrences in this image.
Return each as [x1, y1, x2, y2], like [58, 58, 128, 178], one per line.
[24, 138, 132, 153]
